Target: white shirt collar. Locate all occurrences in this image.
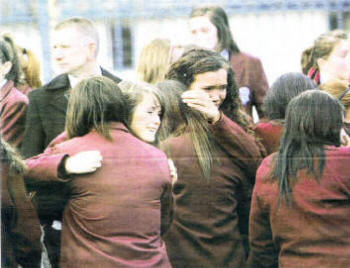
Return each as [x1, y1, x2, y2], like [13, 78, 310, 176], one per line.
[220, 50, 230, 61]
[0, 79, 8, 89]
[68, 67, 102, 88]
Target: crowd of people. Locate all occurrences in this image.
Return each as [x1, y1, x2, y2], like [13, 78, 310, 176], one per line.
[1, 5, 350, 268]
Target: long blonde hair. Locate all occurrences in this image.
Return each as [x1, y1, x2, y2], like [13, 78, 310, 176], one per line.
[320, 79, 350, 109]
[17, 46, 42, 88]
[137, 39, 171, 84]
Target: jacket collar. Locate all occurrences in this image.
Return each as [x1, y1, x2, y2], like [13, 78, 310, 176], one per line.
[45, 73, 70, 91]
[109, 122, 129, 133]
[46, 67, 117, 91]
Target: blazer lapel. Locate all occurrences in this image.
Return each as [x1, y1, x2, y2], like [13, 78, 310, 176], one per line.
[47, 74, 71, 114]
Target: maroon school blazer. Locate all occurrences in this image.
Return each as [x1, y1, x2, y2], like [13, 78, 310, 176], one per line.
[2, 160, 42, 268]
[254, 120, 284, 155]
[1, 81, 28, 148]
[26, 122, 172, 268]
[162, 114, 262, 268]
[248, 146, 350, 267]
[230, 52, 269, 118]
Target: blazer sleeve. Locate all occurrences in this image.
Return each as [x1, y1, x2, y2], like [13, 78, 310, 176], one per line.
[209, 113, 263, 180]
[247, 162, 278, 268]
[250, 57, 268, 119]
[21, 91, 46, 158]
[160, 159, 174, 236]
[25, 148, 70, 183]
[5, 170, 42, 267]
[1, 97, 28, 148]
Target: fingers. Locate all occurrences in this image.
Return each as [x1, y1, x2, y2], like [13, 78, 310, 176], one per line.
[182, 90, 211, 102]
[66, 150, 103, 174]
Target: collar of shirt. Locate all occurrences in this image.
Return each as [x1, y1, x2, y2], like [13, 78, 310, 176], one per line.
[68, 67, 102, 88]
[220, 50, 230, 61]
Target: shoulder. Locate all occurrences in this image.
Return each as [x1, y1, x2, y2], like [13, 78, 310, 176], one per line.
[256, 154, 275, 182]
[255, 120, 284, 134]
[101, 68, 122, 83]
[39, 74, 69, 92]
[128, 133, 169, 159]
[29, 74, 69, 100]
[161, 134, 190, 151]
[5, 86, 29, 106]
[325, 146, 350, 165]
[237, 51, 261, 63]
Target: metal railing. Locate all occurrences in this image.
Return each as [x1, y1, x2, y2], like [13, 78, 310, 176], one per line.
[1, 0, 350, 82]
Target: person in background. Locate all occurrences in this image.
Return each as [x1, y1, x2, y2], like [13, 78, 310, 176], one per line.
[189, 5, 269, 119]
[158, 48, 263, 267]
[302, 29, 350, 84]
[0, 35, 29, 148]
[321, 79, 350, 136]
[16, 44, 43, 94]
[255, 72, 316, 155]
[21, 17, 122, 268]
[248, 90, 350, 267]
[1, 139, 42, 268]
[25, 76, 173, 268]
[137, 39, 172, 84]
[2, 33, 42, 96]
[22, 17, 121, 158]
[301, 29, 347, 75]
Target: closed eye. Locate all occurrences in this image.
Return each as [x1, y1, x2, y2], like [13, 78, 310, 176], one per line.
[204, 85, 227, 91]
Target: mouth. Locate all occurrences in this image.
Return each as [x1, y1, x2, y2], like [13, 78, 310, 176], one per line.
[213, 101, 220, 107]
[147, 127, 158, 134]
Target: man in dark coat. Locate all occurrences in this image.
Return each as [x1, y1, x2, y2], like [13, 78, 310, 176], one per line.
[21, 17, 121, 268]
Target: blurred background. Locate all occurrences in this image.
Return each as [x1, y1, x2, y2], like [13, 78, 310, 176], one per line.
[1, 0, 350, 84]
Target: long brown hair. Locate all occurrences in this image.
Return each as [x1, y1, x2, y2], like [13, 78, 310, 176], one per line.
[166, 48, 250, 130]
[157, 80, 217, 179]
[274, 90, 343, 205]
[17, 46, 42, 88]
[65, 76, 125, 140]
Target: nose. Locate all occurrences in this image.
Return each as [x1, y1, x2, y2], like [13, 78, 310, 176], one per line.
[53, 48, 63, 61]
[208, 90, 220, 102]
[154, 115, 161, 126]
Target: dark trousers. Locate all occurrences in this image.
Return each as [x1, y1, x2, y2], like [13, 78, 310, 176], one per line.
[43, 225, 61, 268]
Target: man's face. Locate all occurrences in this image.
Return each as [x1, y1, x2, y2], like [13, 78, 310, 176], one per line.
[51, 26, 91, 75]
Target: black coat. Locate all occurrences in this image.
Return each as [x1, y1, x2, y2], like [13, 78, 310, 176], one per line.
[21, 68, 121, 158]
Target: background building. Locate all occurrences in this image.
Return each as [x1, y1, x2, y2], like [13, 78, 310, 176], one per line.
[1, 0, 350, 84]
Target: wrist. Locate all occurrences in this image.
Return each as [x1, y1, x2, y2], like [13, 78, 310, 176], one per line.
[58, 155, 72, 178]
[209, 111, 221, 124]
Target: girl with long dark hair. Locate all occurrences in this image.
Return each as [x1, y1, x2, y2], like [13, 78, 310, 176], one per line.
[248, 90, 350, 267]
[255, 72, 316, 155]
[157, 48, 263, 267]
[189, 5, 269, 118]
